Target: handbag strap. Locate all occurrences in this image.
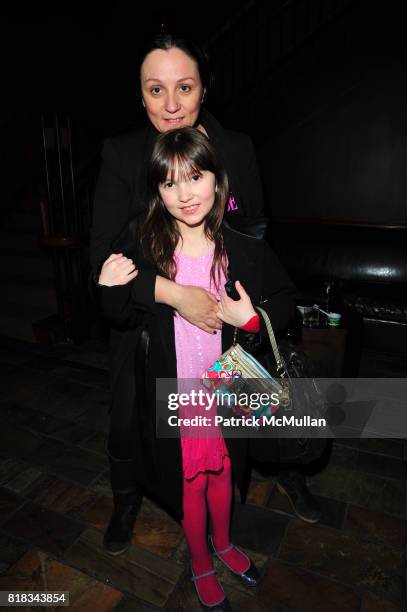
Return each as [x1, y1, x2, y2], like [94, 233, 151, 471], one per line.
[256, 306, 288, 377]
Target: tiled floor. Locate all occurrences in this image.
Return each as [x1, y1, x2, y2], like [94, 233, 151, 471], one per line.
[0, 335, 406, 611]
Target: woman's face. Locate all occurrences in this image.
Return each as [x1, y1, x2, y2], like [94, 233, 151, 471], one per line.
[140, 47, 204, 133]
[158, 167, 216, 229]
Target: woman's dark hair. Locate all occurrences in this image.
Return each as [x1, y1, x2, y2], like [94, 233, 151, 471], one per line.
[137, 32, 213, 96]
[141, 127, 228, 290]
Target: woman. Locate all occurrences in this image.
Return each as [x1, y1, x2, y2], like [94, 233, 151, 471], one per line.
[90, 32, 318, 560]
[96, 127, 296, 610]
[90, 32, 269, 556]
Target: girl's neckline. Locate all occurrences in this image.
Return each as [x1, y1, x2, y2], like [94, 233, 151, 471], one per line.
[175, 244, 215, 259]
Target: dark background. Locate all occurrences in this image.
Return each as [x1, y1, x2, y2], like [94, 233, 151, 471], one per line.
[0, 8, 406, 607]
[1, 1, 406, 353]
[1, 1, 261, 210]
[2, 1, 407, 226]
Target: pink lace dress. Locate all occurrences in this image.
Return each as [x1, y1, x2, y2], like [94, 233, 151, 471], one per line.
[174, 246, 229, 480]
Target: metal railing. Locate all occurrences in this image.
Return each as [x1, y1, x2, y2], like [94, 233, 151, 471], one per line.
[38, 113, 100, 343]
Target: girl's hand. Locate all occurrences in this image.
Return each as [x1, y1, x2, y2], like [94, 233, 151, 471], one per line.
[217, 280, 256, 327]
[98, 253, 138, 286]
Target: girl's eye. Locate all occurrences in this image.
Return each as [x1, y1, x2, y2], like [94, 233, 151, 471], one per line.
[191, 174, 201, 182]
[180, 84, 191, 93]
[151, 87, 161, 95]
[163, 181, 174, 189]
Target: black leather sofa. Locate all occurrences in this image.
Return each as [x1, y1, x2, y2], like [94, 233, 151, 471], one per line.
[268, 221, 407, 365]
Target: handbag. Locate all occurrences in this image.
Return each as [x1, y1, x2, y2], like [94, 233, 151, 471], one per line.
[270, 336, 328, 464]
[202, 307, 327, 464]
[201, 307, 292, 424]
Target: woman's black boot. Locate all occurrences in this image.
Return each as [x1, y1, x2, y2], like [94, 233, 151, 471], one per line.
[103, 453, 143, 556]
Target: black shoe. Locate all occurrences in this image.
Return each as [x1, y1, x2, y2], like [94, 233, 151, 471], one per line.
[103, 453, 143, 555]
[276, 470, 321, 523]
[103, 488, 142, 555]
[190, 565, 232, 611]
[208, 536, 259, 588]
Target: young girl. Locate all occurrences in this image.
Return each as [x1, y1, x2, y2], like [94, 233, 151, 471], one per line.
[97, 127, 296, 610]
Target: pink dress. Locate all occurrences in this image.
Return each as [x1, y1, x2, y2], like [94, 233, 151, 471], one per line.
[174, 246, 229, 480]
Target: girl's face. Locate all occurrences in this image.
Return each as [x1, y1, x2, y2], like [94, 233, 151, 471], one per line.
[140, 47, 204, 133]
[158, 167, 216, 229]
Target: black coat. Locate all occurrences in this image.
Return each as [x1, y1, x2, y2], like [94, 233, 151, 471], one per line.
[90, 108, 264, 274]
[90, 109, 267, 443]
[94, 219, 297, 519]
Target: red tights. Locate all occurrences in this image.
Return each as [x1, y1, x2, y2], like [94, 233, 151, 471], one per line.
[181, 455, 249, 606]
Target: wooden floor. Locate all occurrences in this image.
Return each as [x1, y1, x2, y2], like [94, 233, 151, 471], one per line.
[0, 335, 406, 611]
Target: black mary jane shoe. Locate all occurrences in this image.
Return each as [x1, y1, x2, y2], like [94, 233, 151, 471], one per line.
[190, 565, 232, 611]
[208, 536, 260, 588]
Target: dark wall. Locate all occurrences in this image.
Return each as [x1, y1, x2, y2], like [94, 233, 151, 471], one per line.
[0, 4, 255, 207]
[5, 2, 407, 227]
[2, 4, 252, 137]
[227, 1, 407, 225]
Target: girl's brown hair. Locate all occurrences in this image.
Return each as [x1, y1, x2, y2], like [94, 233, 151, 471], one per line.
[141, 127, 229, 290]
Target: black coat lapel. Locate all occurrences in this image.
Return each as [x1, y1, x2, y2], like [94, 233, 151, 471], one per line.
[222, 226, 257, 285]
[221, 227, 260, 351]
[132, 124, 160, 213]
[200, 110, 244, 215]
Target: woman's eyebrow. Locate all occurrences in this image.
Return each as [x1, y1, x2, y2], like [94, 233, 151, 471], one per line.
[144, 76, 197, 83]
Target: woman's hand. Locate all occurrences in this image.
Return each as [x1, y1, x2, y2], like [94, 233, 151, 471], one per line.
[98, 253, 138, 286]
[155, 277, 222, 333]
[174, 285, 223, 333]
[217, 280, 256, 327]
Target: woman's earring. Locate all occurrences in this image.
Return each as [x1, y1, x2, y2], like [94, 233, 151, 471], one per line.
[141, 98, 146, 108]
